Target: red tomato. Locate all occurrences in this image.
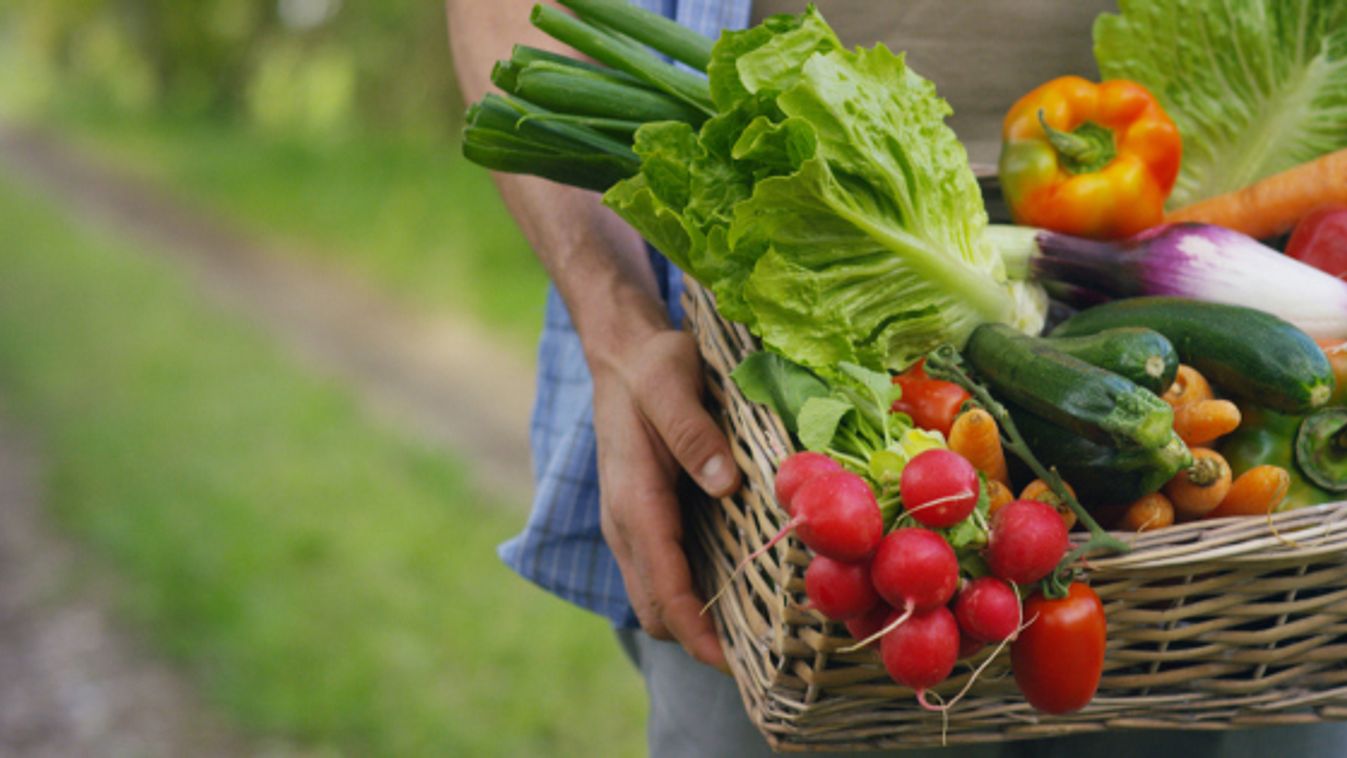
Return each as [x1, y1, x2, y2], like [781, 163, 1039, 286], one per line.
[891, 360, 970, 438]
[1286, 205, 1347, 279]
[1011, 583, 1106, 714]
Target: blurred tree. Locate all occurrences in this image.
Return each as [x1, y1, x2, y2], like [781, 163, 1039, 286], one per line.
[0, 0, 466, 138]
[125, 0, 276, 116]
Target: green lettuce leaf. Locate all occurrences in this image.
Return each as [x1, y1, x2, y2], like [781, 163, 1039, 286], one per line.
[605, 7, 1045, 374]
[797, 396, 856, 452]
[729, 351, 829, 433]
[1095, 0, 1347, 207]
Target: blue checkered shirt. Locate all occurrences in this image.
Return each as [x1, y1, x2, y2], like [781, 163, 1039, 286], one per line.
[498, 0, 751, 627]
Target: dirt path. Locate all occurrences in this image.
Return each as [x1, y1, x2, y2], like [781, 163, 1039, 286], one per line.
[0, 124, 537, 506]
[0, 414, 256, 757]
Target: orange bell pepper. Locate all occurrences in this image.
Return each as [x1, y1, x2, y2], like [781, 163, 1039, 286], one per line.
[999, 76, 1181, 239]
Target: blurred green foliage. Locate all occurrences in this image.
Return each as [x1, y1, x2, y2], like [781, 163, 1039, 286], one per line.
[0, 2, 631, 754]
[0, 0, 463, 138]
[1, 0, 550, 345]
[0, 169, 643, 756]
[58, 109, 548, 347]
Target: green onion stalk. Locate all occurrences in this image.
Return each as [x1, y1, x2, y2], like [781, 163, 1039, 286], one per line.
[461, 1, 717, 189]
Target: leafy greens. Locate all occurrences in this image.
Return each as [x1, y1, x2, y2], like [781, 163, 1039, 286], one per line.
[1094, 0, 1347, 208]
[731, 349, 946, 526]
[605, 9, 1045, 374]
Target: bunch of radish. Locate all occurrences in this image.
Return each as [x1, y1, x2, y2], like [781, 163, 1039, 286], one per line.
[779, 447, 1072, 710]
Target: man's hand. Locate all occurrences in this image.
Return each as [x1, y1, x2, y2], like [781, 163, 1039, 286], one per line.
[591, 329, 740, 670]
[445, 0, 739, 670]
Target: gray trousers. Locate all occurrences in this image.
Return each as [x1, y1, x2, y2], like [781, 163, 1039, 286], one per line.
[617, 629, 1347, 757]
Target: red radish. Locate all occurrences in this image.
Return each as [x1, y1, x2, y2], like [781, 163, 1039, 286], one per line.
[844, 602, 893, 646]
[954, 576, 1021, 643]
[985, 499, 1070, 585]
[840, 528, 959, 652]
[706, 470, 883, 613]
[899, 449, 980, 528]
[957, 634, 985, 660]
[880, 605, 960, 704]
[870, 527, 960, 612]
[804, 555, 880, 621]
[774, 452, 844, 514]
[786, 470, 884, 562]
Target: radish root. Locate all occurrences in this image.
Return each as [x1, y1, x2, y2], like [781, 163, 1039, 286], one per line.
[701, 516, 800, 614]
[837, 602, 914, 653]
[895, 489, 976, 527]
[1265, 508, 1303, 550]
[919, 593, 1037, 745]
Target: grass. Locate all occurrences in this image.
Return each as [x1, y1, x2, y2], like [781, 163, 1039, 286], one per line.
[0, 172, 644, 756]
[48, 108, 550, 350]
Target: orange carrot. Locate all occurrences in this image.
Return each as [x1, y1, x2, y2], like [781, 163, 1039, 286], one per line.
[1162, 364, 1212, 410]
[1019, 479, 1078, 530]
[986, 479, 1014, 516]
[948, 407, 1008, 485]
[1118, 492, 1174, 532]
[1163, 448, 1233, 520]
[1172, 399, 1242, 447]
[1207, 465, 1291, 518]
[1319, 338, 1347, 405]
[1165, 147, 1347, 239]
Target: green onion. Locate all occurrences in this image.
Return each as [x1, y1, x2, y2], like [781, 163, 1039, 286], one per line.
[516, 58, 644, 89]
[461, 136, 635, 193]
[514, 112, 645, 137]
[471, 94, 636, 159]
[510, 65, 707, 125]
[462, 94, 640, 192]
[490, 60, 522, 92]
[529, 4, 713, 116]
[461, 5, 719, 190]
[557, 0, 714, 71]
[510, 45, 649, 88]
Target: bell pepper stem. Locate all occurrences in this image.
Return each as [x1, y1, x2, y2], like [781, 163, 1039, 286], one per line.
[1037, 110, 1116, 175]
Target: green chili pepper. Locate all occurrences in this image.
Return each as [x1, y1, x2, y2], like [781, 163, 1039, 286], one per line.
[1296, 407, 1347, 492]
[1219, 404, 1338, 511]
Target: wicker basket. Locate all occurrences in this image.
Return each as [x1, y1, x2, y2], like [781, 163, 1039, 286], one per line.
[682, 277, 1347, 752]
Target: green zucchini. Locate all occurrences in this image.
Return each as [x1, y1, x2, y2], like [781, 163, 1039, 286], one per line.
[1051, 297, 1334, 414]
[964, 323, 1174, 450]
[1045, 327, 1179, 395]
[1007, 401, 1193, 507]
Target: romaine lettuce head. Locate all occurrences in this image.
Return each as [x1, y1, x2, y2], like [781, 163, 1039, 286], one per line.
[604, 7, 1045, 372]
[1095, 0, 1347, 208]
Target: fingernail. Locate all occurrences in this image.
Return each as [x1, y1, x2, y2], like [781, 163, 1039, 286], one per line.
[700, 454, 732, 494]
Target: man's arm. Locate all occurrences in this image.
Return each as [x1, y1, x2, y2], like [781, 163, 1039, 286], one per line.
[446, 0, 740, 669]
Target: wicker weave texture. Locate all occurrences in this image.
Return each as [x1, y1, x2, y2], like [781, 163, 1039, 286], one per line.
[682, 278, 1347, 751]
